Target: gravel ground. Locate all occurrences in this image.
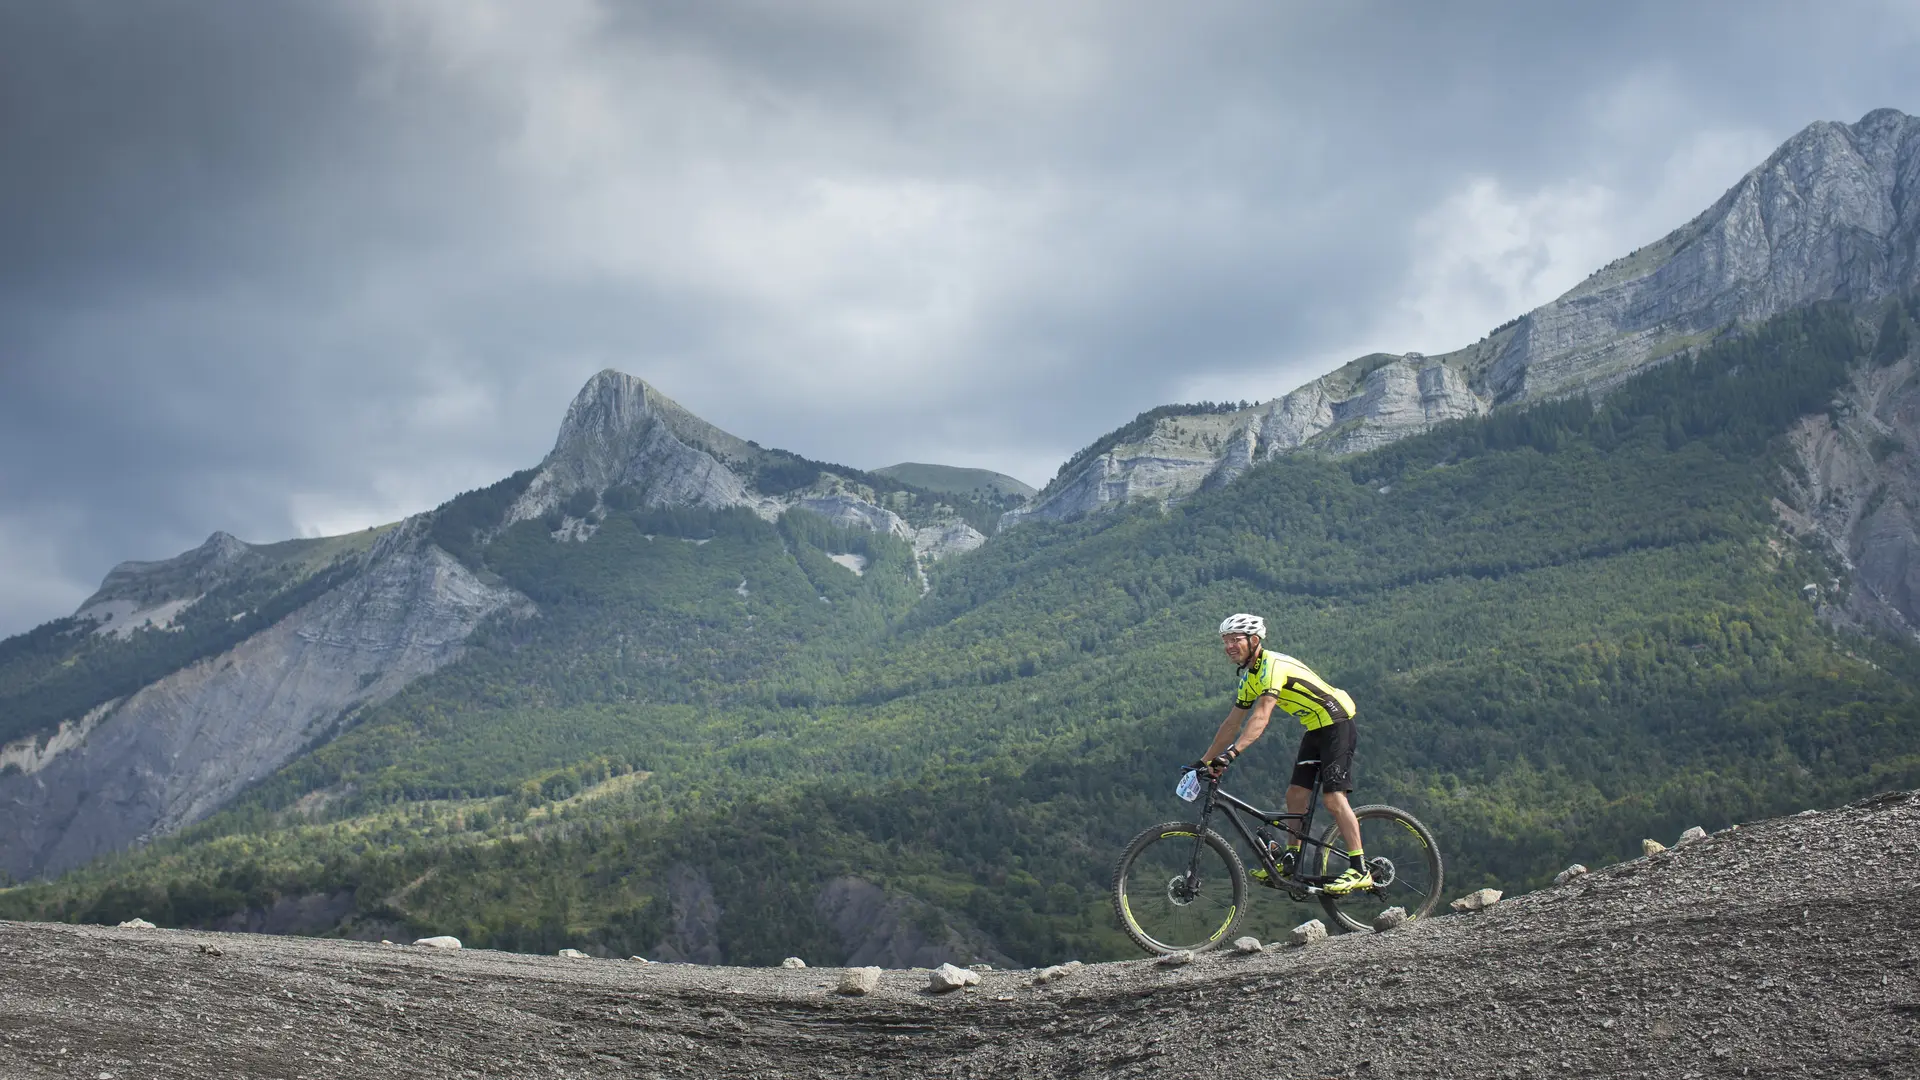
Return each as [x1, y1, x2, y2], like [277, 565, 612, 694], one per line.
[2, 789, 1916, 1080]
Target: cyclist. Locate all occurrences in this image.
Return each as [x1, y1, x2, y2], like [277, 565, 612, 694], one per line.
[1195, 613, 1372, 894]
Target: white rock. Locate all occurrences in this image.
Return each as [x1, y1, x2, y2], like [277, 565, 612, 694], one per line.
[837, 967, 882, 995]
[116, 918, 156, 929]
[1373, 907, 1409, 932]
[1642, 838, 1668, 857]
[1553, 864, 1590, 886]
[413, 936, 461, 950]
[1288, 920, 1328, 946]
[1156, 950, 1195, 966]
[557, 948, 590, 959]
[928, 963, 980, 992]
[968, 963, 993, 972]
[1676, 826, 1708, 846]
[1450, 888, 1504, 913]
[1232, 936, 1264, 954]
[781, 957, 807, 969]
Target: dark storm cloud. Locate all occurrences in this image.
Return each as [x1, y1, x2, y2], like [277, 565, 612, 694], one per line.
[2, 0, 1918, 637]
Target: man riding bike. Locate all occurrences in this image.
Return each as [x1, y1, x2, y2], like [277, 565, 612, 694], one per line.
[1195, 613, 1372, 894]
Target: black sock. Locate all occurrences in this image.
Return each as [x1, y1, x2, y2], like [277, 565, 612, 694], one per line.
[1348, 849, 1365, 872]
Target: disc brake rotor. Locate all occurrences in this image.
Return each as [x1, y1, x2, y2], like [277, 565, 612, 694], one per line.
[1165, 875, 1200, 906]
[1369, 857, 1397, 889]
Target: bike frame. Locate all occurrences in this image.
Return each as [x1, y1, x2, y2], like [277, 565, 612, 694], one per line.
[1189, 772, 1343, 890]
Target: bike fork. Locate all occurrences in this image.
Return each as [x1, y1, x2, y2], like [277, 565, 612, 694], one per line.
[1185, 793, 1219, 887]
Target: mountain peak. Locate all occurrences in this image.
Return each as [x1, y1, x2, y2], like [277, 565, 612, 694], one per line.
[557, 370, 755, 468]
[1009, 107, 1920, 525]
[511, 370, 758, 523]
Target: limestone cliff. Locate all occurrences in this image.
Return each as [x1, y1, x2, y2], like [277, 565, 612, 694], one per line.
[1774, 317, 1920, 634]
[509, 370, 992, 566]
[0, 521, 530, 880]
[1010, 108, 1920, 525]
[508, 372, 760, 523]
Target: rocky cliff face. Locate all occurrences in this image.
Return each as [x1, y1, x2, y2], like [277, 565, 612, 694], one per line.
[511, 370, 990, 563]
[0, 521, 529, 880]
[509, 372, 761, 523]
[1011, 108, 1920, 525]
[1774, 324, 1920, 634]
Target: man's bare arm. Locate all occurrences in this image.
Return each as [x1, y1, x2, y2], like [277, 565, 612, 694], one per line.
[1206, 695, 1279, 761]
[1204, 706, 1248, 760]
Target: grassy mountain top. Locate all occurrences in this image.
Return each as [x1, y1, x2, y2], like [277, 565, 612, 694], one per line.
[872, 463, 1036, 501]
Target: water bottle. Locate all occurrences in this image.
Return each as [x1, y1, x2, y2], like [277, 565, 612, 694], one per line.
[1174, 769, 1201, 802]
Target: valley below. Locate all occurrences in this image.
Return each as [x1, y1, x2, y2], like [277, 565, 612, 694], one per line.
[2, 789, 1914, 1079]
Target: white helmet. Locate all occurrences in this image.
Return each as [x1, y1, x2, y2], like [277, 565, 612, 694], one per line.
[1218, 613, 1266, 639]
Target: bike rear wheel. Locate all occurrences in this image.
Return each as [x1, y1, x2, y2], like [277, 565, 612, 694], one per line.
[1313, 804, 1444, 932]
[1112, 820, 1248, 954]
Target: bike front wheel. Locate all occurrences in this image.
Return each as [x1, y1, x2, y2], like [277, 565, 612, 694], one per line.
[1112, 820, 1248, 955]
[1314, 804, 1445, 933]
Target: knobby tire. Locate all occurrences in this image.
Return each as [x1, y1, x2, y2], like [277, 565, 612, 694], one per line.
[1111, 821, 1247, 955]
[1314, 803, 1445, 932]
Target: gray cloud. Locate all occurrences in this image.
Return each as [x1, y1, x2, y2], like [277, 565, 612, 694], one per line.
[2, 0, 1918, 636]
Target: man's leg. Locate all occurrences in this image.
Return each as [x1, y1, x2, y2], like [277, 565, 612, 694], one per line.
[1323, 790, 1363, 855]
[1276, 784, 1310, 874]
[1284, 784, 1311, 834]
[1318, 720, 1370, 891]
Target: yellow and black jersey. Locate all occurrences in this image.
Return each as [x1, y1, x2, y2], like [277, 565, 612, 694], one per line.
[1234, 650, 1355, 730]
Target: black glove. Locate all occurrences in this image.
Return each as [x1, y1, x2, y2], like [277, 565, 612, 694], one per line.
[1196, 747, 1239, 776]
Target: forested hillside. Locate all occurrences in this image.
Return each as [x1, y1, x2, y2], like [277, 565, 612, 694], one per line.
[5, 301, 1919, 966]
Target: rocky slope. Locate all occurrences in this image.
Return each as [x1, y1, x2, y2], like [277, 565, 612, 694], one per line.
[2, 789, 1912, 1079]
[1776, 317, 1920, 635]
[1014, 108, 1920, 525]
[0, 519, 531, 881]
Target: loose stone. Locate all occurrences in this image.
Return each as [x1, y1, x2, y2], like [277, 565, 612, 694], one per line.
[929, 963, 980, 992]
[781, 957, 807, 969]
[1233, 936, 1264, 953]
[557, 948, 590, 959]
[117, 918, 156, 930]
[1553, 864, 1590, 886]
[1450, 888, 1503, 913]
[1373, 907, 1409, 931]
[413, 936, 461, 950]
[838, 967, 882, 995]
[1289, 920, 1328, 946]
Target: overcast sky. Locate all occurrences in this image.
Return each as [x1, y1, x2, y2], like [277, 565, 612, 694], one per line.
[2, 1, 1918, 638]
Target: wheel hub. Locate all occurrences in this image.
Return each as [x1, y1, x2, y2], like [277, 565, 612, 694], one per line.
[1369, 856, 1396, 889]
[1165, 875, 1200, 906]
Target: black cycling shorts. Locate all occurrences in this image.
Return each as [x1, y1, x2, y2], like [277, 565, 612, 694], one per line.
[1290, 719, 1356, 793]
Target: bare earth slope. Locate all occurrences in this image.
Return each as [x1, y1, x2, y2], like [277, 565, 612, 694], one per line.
[2, 791, 1915, 1079]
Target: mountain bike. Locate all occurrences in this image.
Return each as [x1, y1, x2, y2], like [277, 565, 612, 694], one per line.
[1111, 767, 1445, 953]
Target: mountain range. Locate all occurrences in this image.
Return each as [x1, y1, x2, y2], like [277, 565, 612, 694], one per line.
[3, 109, 1920, 966]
